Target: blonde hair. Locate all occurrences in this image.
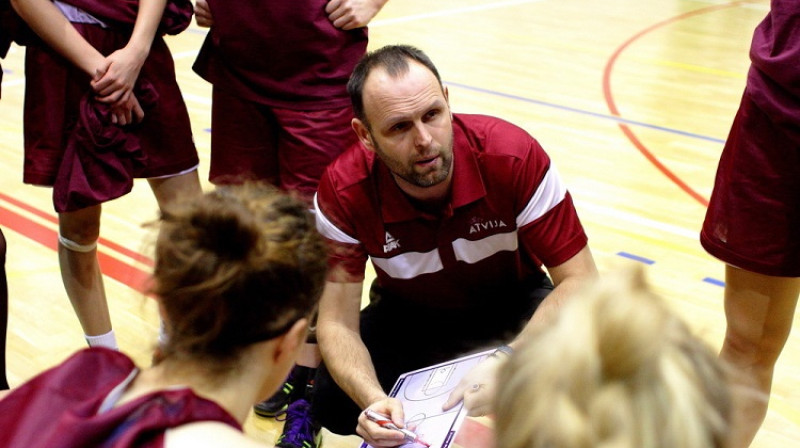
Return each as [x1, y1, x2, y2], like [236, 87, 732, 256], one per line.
[495, 267, 731, 448]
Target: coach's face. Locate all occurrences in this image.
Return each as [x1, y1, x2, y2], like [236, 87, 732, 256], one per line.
[353, 60, 454, 199]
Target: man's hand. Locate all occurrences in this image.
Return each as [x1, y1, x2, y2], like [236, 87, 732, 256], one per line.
[194, 0, 213, 27]
[442, 353, 509, 417]
[325, 0, 386, 30]
[356, 397, 408, 447]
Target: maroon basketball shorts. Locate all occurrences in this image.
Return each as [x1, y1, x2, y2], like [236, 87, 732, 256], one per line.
[23, 23, 198, 188]
[701, 92, 800, 277]
[207, 87, 357, 202]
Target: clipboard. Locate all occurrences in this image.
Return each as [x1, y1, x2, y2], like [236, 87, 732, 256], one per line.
[359, 349, 494, 448]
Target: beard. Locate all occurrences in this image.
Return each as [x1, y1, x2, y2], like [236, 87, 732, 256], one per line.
[372, 130, 454, 188]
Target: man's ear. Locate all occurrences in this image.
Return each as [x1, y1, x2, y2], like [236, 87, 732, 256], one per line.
[352, 118, 376, 152]
[443, 85, 452, 119]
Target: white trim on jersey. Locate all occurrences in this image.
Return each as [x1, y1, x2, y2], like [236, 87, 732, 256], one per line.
[314, 193, 360, 245]
[372, 250, 443, 279]
[453, 231, 518, 264]
[516, 164, 566, 228]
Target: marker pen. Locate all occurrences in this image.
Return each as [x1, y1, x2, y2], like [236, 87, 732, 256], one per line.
[363, 409, 431, 447]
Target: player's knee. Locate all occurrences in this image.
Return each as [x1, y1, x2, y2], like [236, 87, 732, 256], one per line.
[58, 233, 98, 253]
[722, 330, 785, 369]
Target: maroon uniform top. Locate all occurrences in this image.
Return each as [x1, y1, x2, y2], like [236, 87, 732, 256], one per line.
[0, 348, 240, 448]
[314, 114, 588, 309]
[192, 0, 368, 109]
[747, 0, 800, 142]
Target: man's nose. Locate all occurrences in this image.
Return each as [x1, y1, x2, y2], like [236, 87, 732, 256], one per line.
[413, 122, 433, 148]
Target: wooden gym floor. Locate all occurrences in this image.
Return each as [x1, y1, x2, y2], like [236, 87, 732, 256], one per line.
[0, 0, 797, 446]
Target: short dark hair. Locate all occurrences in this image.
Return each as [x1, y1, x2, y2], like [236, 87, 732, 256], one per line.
[347, 44, 443, 125]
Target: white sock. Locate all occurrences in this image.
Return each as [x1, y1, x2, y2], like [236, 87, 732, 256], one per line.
[85, 330, 118, 350]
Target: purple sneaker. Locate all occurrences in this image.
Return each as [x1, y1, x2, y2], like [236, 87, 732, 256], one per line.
[275, 399, 321, 448]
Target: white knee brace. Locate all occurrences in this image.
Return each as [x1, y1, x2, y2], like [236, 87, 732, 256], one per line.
[58, 234, 98, 253]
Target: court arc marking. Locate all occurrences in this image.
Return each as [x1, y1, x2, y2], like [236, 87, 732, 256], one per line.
[602, 0, 748, 207]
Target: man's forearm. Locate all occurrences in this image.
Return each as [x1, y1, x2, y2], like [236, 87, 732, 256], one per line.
[513, 278, 578, 345]
[319, 323, 387, 409]
[511, 246, 598, 348]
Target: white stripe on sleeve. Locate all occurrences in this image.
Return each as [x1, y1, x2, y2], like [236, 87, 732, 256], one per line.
[314, 193, 360, 245]
[516, 164, 567, 228]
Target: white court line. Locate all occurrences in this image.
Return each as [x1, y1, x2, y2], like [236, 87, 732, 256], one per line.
[182, 92, 211, 106]
[370, 0, 547, 27]
[172, 50, 200, 60]
[573, 199, 699, 241]
[1, 78, 25, 88]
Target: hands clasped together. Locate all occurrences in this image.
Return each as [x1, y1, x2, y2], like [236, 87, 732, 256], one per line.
[91, 43, 148, 126]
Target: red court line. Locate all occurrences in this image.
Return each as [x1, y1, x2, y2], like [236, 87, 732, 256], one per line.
[0, 202, 151, 294]
[0, 191, 154, 267]
[602, 1, 747, 208]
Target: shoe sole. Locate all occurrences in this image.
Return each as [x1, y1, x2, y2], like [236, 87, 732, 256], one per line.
[253, 403, 289, 418]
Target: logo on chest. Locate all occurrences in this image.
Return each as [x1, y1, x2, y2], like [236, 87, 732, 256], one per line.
[469, 217, 508, 235]
[383, 231, 400, 253]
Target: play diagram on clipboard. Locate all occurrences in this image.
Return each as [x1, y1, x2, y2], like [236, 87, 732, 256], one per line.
[360, 349, 493, 448]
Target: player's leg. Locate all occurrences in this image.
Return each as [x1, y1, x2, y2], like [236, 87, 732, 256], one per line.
[0, 228, 9, 389]
[720, 265, 800, 448]
[147, 169, 202, 212]
[58, 205, 116, 349]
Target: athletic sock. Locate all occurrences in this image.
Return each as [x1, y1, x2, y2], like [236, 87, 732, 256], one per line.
[85, 330, 118, 350]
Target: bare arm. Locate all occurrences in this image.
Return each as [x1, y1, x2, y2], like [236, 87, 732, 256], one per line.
[512, 244, 598, 345]
[318, 280, 408, 445]
[443, 245, 598, 415]
[10, 0, 144, 124]
[10, 0, 106, 75]
[317, 280, 386, 409]
[91, 0, 167, 105]
[325, 0, 389, 30]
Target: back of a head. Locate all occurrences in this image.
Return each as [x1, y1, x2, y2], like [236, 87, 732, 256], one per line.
[347, 44, 442, 123]
[152, 184, 328, 367]
[495, 267, 731, 448]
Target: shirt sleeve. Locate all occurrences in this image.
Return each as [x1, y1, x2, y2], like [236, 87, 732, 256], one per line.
[514, 140, 588, 268]
[313, 171, 370, 282]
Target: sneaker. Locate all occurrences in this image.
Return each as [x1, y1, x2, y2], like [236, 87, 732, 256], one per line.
[254, 366, 309, 418]
[255, 379, 296, 417]
[275, 399, 321, 448]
